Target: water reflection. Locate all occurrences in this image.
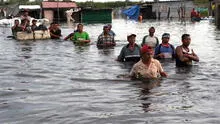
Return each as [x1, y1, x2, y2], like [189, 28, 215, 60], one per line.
[98, 48, 114, 56]
[74, 45, 90, 53]
[133, 79, 161, 112]
[16, 41, 34, 59]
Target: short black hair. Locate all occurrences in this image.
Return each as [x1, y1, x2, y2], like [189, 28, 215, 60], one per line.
[149, 27, 155, 30]
[32, 19, 37, 22]
[77, 23, 83, 27]
[182, 34, 190, 40]
[50, 22, 55, 25]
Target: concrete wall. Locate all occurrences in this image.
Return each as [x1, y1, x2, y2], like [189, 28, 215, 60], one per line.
[151, 1, 195, 19]
[44, 10, 53, 23]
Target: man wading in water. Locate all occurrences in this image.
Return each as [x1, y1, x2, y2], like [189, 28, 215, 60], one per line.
[175, 34, 199, 67]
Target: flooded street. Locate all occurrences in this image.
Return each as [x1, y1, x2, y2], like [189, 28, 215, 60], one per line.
[0, 19, 220, 124]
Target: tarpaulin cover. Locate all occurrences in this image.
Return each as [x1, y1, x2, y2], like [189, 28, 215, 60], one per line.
[123, 5, 140, 21]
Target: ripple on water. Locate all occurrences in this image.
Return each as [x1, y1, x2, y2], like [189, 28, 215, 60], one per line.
[0, 19, 220, 123]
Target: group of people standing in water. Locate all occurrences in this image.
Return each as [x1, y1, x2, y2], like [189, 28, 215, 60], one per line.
[64, 24, 199, 80]
[116, 26, 199, 80]
[11, 11, 199, 80]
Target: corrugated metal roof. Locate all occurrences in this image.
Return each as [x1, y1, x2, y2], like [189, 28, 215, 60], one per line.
[42, 2, 77, 9]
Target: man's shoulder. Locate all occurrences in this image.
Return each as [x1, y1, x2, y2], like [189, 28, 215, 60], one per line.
[143, 35, 149, 38]
[133, 60, 143, 67]
[169, 43, 175, 48]
[152, 59, 161, 65]
[74, 32, 81, 35]
[82, 31, 89, 35]
[175, 45, 182, 49]
[98, 33, 104, 37]
[134, 43, 141, 48]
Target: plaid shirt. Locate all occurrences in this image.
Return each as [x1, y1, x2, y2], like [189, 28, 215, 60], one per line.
[97, 33, 115, 47]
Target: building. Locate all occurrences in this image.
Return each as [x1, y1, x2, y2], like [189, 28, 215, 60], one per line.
[19, 5, 41, 19]
[80, 8, 112, 23]
[140, 0, 195, 20]
[41, 1, 77, 23]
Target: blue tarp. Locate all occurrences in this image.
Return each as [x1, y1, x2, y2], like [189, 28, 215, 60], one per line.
[123, 5, 140, 21]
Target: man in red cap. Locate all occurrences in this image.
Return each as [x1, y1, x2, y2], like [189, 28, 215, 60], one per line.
[117, 34, 141, 62]
[130, 45, 167, 79]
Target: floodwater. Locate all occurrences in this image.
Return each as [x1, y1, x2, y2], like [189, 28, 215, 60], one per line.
[0, 19, 220, 124]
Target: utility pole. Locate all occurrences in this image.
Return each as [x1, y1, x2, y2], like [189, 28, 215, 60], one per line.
[125, 0, 129, 7]
[57, 0, 60, 23]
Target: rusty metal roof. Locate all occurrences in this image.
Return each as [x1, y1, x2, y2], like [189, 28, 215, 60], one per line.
[42, 1, 77, 9]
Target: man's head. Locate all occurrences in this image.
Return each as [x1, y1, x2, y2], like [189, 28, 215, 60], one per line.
[162, 33, 170, 43]
[141, 45, 154, 60]
[14, 19, 19, 25]
[182, 34, 191, 47]
[108, 24, 112, 30]
[77, 23, 84, 32]
[103, 25, 109, 34]
[53, 22, 60, 28]
[148, 27, 155, 36]
[127, 34, 136, 45]
[32, 19, 37, 24]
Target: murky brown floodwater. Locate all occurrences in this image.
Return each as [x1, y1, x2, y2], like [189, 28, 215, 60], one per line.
[0, 18, 220, 124]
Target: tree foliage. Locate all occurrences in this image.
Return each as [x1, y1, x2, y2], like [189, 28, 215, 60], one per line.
[193, 0, 209, 7]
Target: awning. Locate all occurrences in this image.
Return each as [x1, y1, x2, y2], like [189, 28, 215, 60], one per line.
[19, 5, 41, 10]
[42, 2, 77, 9]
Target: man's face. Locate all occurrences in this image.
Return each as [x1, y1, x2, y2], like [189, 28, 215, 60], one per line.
[78, 25, 83, 32]
[149, 28, 155, 35]
[103, 27, 109, 33]
[128, 36, 136, 44]
[162, 37, 170, 44]
[15, 20, 19, 25]
[182, 36, 191, 46]
[141, 52, 153, 61]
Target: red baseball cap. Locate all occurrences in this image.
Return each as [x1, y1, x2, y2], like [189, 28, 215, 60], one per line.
[141, 45, 153, 54]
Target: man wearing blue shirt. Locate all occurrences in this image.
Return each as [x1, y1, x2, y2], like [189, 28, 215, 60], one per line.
[154, 33, 175, 59]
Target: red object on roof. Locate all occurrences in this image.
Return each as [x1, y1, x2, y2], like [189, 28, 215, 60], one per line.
[42, 1, 77, 8]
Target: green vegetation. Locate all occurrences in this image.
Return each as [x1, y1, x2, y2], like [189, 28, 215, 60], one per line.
[194, 0, 209, 4]
[193, 0, 209, 7]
